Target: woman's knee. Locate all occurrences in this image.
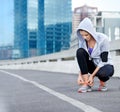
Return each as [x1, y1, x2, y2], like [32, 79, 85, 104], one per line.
[97, 65, 114, 82]
[76, 48, 86, 57]
[98, 76, 110, 82]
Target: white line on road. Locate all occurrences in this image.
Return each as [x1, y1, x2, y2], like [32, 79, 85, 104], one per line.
[0, 70, 102, 112]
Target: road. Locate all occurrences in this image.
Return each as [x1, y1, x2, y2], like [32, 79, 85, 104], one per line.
[0, 69, 120, 112]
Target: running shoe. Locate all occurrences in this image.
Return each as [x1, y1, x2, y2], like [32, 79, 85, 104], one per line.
[78, 85, 92, 93]
[98, 85, 108, 91]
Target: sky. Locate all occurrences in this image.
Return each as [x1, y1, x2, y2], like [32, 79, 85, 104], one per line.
[72, 0, 120, 11]
[0, 0, 120, 46]
[0, 0, 13, 46]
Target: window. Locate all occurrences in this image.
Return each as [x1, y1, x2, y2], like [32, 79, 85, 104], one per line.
[108, 27, 111, 41]
[115, 27, 120, 40]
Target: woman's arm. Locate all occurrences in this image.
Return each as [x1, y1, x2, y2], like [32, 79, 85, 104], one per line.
[91, 66, 100, 77]
[87, 66, 100, 86]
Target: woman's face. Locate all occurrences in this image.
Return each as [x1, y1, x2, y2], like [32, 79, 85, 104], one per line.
[80, 30, 92, 41]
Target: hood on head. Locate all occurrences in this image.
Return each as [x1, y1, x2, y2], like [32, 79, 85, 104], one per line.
[76, 17, 97, 42]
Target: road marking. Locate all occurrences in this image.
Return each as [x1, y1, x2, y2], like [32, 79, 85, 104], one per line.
[0, 70, 102, 112]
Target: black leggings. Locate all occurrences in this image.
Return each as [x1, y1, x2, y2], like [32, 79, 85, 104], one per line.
[76, 48, 114, 82]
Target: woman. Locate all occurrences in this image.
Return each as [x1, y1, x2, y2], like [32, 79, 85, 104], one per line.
[76, 17, 114, 93]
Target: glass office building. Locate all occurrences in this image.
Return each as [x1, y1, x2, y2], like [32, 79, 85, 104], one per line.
[28, 0, 38, 57]
[38, 0, 72, 55]
[28, 0, 38, 29]
[14, 0, 72, 58]
[14, 0, 28, 58]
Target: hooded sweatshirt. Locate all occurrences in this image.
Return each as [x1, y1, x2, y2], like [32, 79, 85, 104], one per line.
[76, 17, 113, 67]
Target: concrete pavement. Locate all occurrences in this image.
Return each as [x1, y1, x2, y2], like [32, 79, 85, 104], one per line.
[0, 69, 120, 112]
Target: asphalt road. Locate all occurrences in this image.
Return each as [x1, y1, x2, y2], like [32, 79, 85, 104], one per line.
[0, 69, 120, 112]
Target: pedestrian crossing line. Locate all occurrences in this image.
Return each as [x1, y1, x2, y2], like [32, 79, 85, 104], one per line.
[0, 70, 102, 112]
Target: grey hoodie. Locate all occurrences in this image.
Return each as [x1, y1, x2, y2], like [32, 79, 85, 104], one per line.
[76, 17, 113, 67]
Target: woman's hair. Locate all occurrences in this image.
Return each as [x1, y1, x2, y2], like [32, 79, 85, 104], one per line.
[79, 29, 90, 35]
[79, 29, 85, 32]
[79, 29, 94, 39]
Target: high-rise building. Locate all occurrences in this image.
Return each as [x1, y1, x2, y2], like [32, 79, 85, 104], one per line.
[38, 0, 72, 55]
[28, 0, 38, 57]
[28, 0, 38, 30]
[14, 0, 72, 58]
[28, 29, 37, 57]
[14, 0, 28, 58]
[72, 5, 98, 33]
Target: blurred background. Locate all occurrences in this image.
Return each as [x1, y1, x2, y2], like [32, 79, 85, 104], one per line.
[0, 0, 120, 60]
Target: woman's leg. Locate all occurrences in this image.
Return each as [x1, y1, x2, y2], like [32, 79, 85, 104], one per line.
[76, 48, 89, 74]
[96, 64, 114, 91]
[96, 64, 114, 82]
[76, 48, 96, 86]
[76, 48, 89, 85]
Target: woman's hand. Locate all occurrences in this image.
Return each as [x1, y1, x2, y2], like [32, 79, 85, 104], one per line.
[77, 74, 84, 85]
[87, 75, 94, 86]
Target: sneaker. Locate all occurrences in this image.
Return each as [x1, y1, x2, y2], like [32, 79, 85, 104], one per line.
[78, 85, 92, 93]
[98, 85, 108, 91]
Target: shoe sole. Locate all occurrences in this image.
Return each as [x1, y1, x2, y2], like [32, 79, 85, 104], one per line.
[98, 89, 108, 91]
[78, 89, 92, 93]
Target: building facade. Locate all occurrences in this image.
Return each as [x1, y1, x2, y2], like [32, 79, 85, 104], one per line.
[28, 0, 38, 57]
[38, 0, 72, 55]
[14, 0, 28, 58]
[89, 11, 120, 41]
[72, 5, 98, 33]
[14, 0, 72, 58]
[28, 29, 37, 57]
[0, 45, 13, 60]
